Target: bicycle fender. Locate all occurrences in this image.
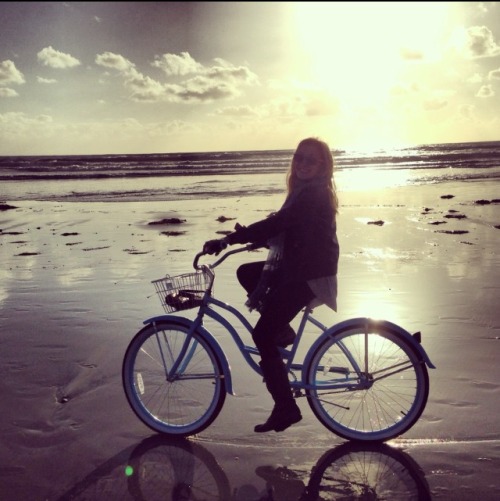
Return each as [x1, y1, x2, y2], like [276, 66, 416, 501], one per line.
[307, 317, 436, 369]
[143, 315, 235, 395]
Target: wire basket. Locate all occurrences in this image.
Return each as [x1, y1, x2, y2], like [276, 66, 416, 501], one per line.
[152, 269, 213, 313]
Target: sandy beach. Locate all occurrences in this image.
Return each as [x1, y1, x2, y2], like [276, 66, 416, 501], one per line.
[1, 179, 499, 500]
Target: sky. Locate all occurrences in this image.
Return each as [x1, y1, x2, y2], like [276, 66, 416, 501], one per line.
[0, 1, 499, 156]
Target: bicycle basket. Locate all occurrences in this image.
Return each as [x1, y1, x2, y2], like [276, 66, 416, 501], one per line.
[152, 269, 212, 313]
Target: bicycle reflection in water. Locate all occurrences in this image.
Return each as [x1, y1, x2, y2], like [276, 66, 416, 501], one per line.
[58, 434, 431, 500]
[133, 436, 433, 500]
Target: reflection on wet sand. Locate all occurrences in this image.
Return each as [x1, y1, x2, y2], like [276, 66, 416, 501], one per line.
[56, 435, 431, 500]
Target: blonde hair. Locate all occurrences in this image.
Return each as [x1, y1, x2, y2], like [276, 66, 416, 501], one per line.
[286, 137, 339, 213]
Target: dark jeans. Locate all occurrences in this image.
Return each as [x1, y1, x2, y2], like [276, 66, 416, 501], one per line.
[237, 262, 315, 361]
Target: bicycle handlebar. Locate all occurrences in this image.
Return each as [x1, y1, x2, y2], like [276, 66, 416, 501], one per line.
[193, 242, 265, 270]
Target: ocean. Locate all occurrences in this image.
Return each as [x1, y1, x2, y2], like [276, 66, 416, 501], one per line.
[1, 141, 499, 202]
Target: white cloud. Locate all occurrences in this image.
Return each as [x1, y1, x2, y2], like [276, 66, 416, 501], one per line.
[37, 46, 81, 69]
[96, 51, 259, 104]
[152, 52, 204, 76]
[476, 84, 494, 98]
[214, 105, 260, 117]
[164, 75, 244, 103]
[0, 60, 25, 85]
[0, 87, 18, 97]
[489, 68, 500, 80]
[37, 76, 57, 84]
[205, 58, 258, 85]
[127, 73, 166, 101]
[461, 26, 500, 58]
[95, 52, 135, 73]
[0, 112, 54, 141]
[422, 98, 448, 111]
[468, 73, 483, 84]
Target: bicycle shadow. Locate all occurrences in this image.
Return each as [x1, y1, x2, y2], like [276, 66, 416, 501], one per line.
[56, 435, 431, 500]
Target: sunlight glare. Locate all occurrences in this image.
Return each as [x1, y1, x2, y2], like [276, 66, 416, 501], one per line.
[349, 289, 402, 323]
[337, 166, 412, 191]
[290, 2, 453, 149]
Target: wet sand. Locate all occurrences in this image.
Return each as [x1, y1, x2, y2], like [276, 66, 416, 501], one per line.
[1, 180, 499, 499]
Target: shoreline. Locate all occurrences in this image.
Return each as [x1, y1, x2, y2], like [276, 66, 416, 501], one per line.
[2, 163, 500, 203]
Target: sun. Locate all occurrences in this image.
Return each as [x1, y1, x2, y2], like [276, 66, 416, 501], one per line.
[291, 2, 451, 100]
[288, 2, 454, 148]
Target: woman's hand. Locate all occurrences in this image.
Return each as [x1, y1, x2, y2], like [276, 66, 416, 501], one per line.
[203, 238, 228, 256]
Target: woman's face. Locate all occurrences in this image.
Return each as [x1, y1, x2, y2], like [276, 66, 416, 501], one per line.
[292, 144, 323, 180]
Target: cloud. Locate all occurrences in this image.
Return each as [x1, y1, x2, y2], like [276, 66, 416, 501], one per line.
[213, 88, 339, 121]
[0, 88, 19, 98]
[214, 105, 260, 117]
[400, 48, 424, 61]
[37, 76, 57, 84]
[95, 52, 135, 73]
[163, 75, 247, 103]
[304, 93, 340, 116]
[461, 26, 500, 58]
[157, 55, 259, 103]
[458, 104, 475, 119]
[468, 73, 483, 84]
[489, 68, 500, 80]
[152, 52, 204, 76]
[0, 112, 53, 141]
[37, 46, 81, 69]
[476, 84, 494, 98]
[96, 51, 259, 104]
[0, 60, 25, 85]
[205, 58, 258, 84]
[127, 74, 166, 101]
[422, 98, 448, 111]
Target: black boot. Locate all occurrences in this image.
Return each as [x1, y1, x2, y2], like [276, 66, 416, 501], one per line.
[255, 359, 302, 433]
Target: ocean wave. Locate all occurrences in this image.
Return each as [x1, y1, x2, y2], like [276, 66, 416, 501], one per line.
[1, 141, 499, 201]
[1, 141, 498, 182]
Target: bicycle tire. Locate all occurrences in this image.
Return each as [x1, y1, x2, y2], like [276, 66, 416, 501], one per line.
[122, 320, 226, 436]
[305, 323, 429, 441]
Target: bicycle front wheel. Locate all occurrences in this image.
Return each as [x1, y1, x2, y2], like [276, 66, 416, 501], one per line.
[123, 320, 226, 437]
[305, 323, 429, 442]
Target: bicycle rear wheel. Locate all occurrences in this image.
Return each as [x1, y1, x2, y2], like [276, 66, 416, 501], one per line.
[123, 320, 226, 436]
[305, 323, 429, 441]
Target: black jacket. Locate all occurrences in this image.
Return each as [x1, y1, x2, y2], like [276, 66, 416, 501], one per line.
[226, 183, 339, 282]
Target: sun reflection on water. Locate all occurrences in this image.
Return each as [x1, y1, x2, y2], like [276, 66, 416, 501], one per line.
[337, 167, 413, 192]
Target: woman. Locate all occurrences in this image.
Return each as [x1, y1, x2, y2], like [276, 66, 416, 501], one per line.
[203, 137, 339, 433]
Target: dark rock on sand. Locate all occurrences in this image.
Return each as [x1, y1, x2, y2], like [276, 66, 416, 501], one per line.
[436, 230, 469, 235]
[160, 231, 186, 236]
[149, 218, 186, 225]
[216, 216, 236, 222]
[0, 203, 18, 211]
[444, 214, 466, 219]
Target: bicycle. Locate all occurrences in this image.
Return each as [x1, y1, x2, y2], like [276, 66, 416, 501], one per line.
[122, 244, 436, 442]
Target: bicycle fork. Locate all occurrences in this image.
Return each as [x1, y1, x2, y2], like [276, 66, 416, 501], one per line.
[151, 319, 202, 382]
